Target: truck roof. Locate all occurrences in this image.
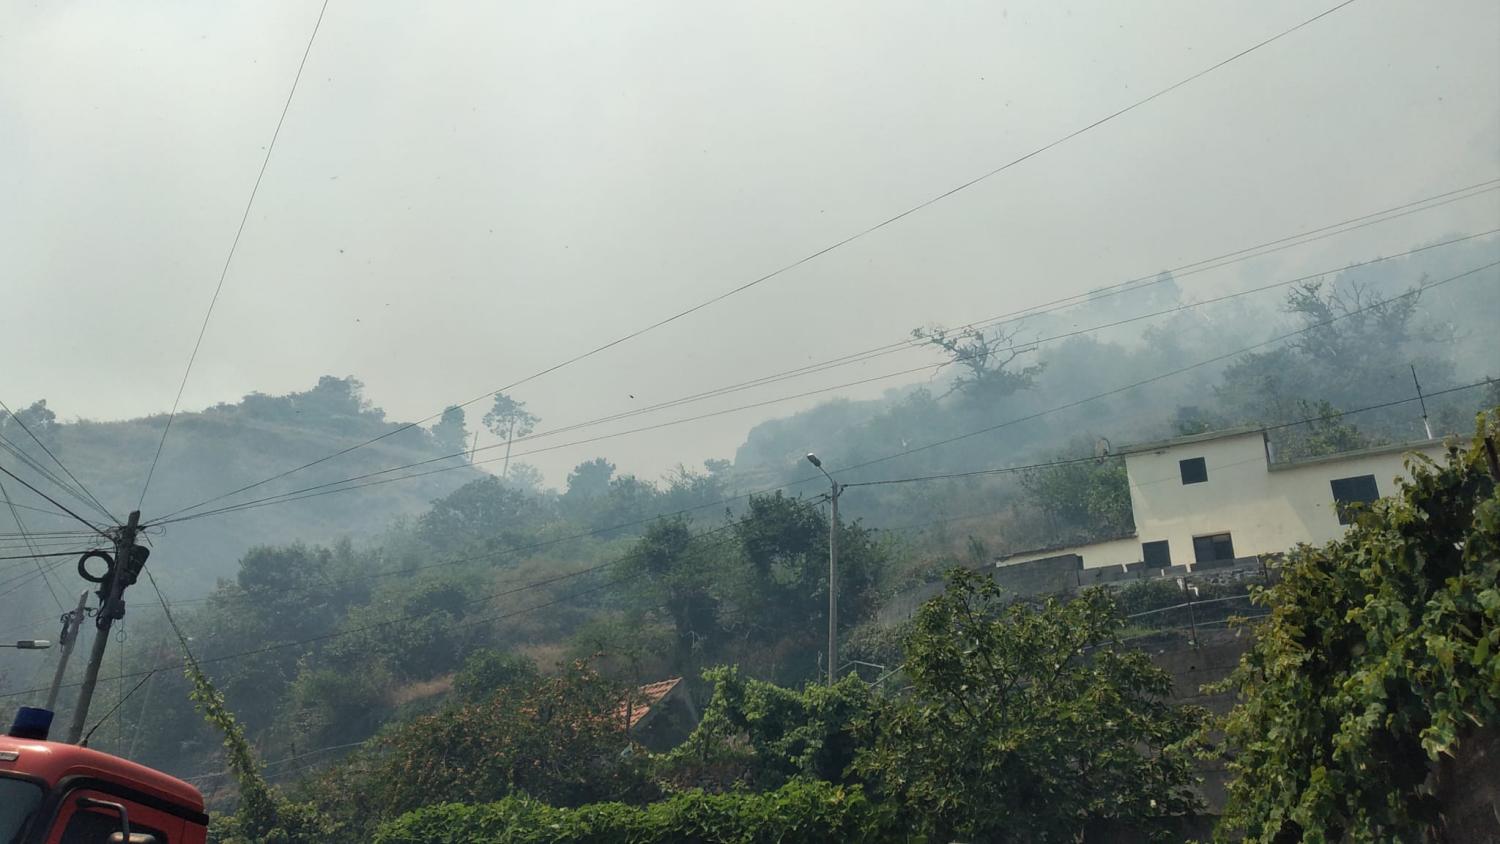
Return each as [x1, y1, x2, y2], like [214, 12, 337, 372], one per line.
[0, 736, 204, 814]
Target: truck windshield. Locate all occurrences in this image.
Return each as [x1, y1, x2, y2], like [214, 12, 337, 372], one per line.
[0, 776, 44, 844]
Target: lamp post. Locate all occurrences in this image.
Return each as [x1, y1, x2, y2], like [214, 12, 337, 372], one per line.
[46, 591, 91, 711]
[806, 452, 842, 686]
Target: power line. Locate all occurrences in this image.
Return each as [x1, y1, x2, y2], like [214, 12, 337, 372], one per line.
[153, 181, 1499, 525]
[122, 377, 1493, 622]
[0, 499, 98, 522]
[6, 373, 1489, 705]
[5, 362, 1477, 705]
[154, 0, 1366, 522]
[0, 400, 114, 522]
[0, 462, 109, 539]
[0, 432, 115, 524]
[0, 529, 730, 702]
[78, 670, 156, 749]
[820, 259, 1499, 480]
[0, 549, 98, 562]
[136, 0, 333, 513]
[27, 261, 1488, 660]
[149, 232, 1499, 527]
[844, 380, 1492, 489]
[120, 259, 1495, 629]
[0, 558, 73, 601]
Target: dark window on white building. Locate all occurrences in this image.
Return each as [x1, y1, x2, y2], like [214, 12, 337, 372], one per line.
[1330, 474, 1379, 525]
[1193, 532, 1235, 563]
[1179, 457, 1208, 485]
[1142, 540, 1171, 568]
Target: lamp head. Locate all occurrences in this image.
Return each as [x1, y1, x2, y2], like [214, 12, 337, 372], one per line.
[805, 453, 822, 468]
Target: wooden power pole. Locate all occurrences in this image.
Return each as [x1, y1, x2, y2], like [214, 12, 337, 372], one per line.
[65, 510, 140, 743]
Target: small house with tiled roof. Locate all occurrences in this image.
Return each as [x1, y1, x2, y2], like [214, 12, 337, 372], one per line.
[619, 677, 699, 752]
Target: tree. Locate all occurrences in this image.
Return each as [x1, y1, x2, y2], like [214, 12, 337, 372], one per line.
[565, 457, 616, 500]
[854, 568, 1204, 842]
[415, 475, 536, 552]
[1283, 279, 1420, 368]
[663, 666, 876, 791]
[375, 779, 894, 844]
[483, 392, 539, 479]
[374, 780, 895, 844]
[1215, 277, 1454, 442]
[187, 659, 332, 844]
[621, 518, 722, 674]
[912, 323, 1043, 403]
[725, 492, 886, 680]
[568, 616, 673, 689]
[325, 577, 477, 681]
[430, 405, 469, 455]
[1021, 456, 1133, 541]
[1272, 399, 1376, 460]
[1215, 416, 1499, 842]
[502, 461, 545, 493]
[299, 662, 650, 839]
[453, 649, 540, 702]
[0, 399, 58, 440]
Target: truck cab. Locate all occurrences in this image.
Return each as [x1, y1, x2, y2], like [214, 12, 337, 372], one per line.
[1, 708, 207, 844]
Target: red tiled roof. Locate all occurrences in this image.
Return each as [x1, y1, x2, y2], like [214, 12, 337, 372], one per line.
[620, 677, 682, 730]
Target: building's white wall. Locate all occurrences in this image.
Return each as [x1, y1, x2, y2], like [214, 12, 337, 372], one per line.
[1125, 434, 1445, 567]
[1261, 447, 1446, 545]
[999, 433, 1447, 571]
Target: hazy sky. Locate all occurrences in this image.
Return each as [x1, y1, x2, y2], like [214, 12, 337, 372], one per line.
[3, 0, 1498, 490]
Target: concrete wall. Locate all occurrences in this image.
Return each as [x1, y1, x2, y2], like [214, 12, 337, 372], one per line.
[990, 553, 1082, 595]
[1125, 433, 1446, 568]
[1002, 535, 1142, 570]
[1002, 434, 1448, 572]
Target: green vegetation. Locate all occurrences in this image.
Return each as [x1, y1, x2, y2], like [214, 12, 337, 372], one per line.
[853, 570, 1204, 842]
[355, 576, 1205, 843]
[1, 237, 1496, 840]
[1214, 415, 1500, 842]
[299, 661, 652, 840]
[373, 780, 896, 844]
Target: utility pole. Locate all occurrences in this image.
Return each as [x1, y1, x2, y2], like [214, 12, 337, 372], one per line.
[828, 483, 840, 685]
[502, 418, 516, 479]
[44, 590, 89, 712]
[1411, 365, 1434, 440]
[66, 510, 141, 744]
[805, 453, 841, 686]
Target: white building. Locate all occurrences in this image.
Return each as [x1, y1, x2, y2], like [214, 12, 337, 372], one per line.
[1001, 427, 1448, 572]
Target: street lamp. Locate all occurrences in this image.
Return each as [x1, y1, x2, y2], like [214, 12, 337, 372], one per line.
[806, 452, 842, 686]
[1, 640, 51, 650]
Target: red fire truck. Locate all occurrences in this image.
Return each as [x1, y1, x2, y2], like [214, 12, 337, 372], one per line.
[1, 708, 207, 844]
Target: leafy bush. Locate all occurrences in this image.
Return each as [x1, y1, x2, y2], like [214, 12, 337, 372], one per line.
[855, 569, 1205, 842]
[1216, 415, 1500, 841]
[373, 780, 898, 844]
[452, 649, 539, 702]
[657, 666, 876, 791]
[296, 662, 652, 839]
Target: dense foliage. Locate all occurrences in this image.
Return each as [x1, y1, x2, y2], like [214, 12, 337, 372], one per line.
[855, 569, 1205, 842]
[372, 780, 898, 844]
[660, 666, 875, 791]
[297, 662, 650, 840]
[1216, 416, 1500, 842]
[2, 234, 1495, 839]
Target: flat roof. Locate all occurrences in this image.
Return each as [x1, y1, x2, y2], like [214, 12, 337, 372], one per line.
[1122, 425, 1264, 455]
[1267, 437, 1448, 471]
[996, 531, 1136, 564]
